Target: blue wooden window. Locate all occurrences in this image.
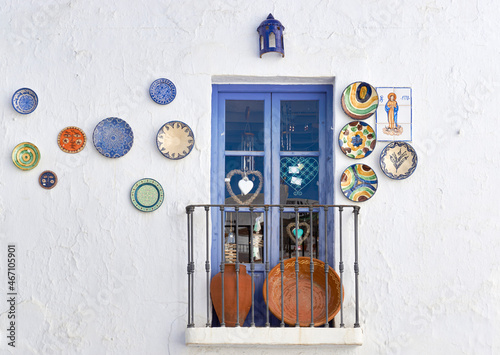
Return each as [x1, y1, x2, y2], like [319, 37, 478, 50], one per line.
[211, 84, 334, 325]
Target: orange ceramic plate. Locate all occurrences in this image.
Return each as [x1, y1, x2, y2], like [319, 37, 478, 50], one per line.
[57, 126, 86, 153]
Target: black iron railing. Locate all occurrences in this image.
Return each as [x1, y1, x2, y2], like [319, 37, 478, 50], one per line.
[186, 204, 360, 328]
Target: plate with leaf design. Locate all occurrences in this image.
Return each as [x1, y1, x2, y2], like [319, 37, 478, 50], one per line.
[379, 141, 417, 180]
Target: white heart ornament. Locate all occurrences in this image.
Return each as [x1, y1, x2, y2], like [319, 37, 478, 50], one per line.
[238, 177, 254, 195]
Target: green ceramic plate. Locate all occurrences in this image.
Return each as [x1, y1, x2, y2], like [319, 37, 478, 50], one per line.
[130, 178, 164, 212]
[12, 142, 40, 170]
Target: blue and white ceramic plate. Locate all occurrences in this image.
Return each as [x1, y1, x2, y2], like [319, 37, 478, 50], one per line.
[380, 141, 418, 180]
[156, 121, 194, 159]
[93, 117, 134, 158]
[149, 78, 176, 105]
[12, 88, 38, 114]
[130, 178, 164, 212]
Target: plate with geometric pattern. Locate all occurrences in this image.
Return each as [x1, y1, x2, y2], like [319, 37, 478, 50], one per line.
[156, 121, 194, 159]
[12, 142, 41, 171]
[149, 78, 176, 105]
[130, 178, 164, 212]
[340, 164, 378, 202]
[93, 117, 134, 158]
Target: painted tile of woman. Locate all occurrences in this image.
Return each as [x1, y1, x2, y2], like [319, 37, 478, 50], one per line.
[385, 93, 398, 129]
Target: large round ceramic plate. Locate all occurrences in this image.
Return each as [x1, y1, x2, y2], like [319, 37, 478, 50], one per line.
[58, 126, 87, 153]
[130, 178, 164, 212]
[339, 121, 376, 159]
[340, 164, 378, 202]
[149, 78, 176, 105]
[93, 117, 134, 158]
[380, 141, 418, 180]
[39, 171, 58, 189]
[12, 142, 41, 170]
[156, 121, 194, 159]
[12, 88, 38, 114]
[341, 82, 378, 120]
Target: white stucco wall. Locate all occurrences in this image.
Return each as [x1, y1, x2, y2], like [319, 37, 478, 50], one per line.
[1, 0, 499, 354]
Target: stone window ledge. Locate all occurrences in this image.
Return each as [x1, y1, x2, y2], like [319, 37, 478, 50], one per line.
[186, 327, 363, 347]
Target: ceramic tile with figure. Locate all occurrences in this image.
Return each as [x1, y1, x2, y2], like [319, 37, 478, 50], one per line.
[375, 87, 412, 142]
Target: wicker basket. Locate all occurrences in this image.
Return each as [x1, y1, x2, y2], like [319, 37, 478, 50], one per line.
[263, 257, 343, 326]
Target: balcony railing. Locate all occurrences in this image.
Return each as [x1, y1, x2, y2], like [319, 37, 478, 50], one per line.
[185, 204, 363, 346]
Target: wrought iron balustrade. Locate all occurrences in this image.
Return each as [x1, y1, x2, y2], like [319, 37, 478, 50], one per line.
[186, 204, 361, 329]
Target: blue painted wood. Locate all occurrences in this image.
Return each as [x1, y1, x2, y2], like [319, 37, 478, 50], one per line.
[211, 84, 335, 323]
[278, 151, 320, 157]
[225, 151, 265, 157]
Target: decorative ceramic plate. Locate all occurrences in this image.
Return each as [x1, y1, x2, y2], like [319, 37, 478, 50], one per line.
[39, 171, 58, 189]
[380, 141, 418, 180]
[340, 164, 378, 202]
[93, 117, 134, 158]
[12, 142, 40, 171]
[149, 78, 176, 105]
[12, 88, 38, 114]
[263, 257, 342, 326]
[58, 126, 87, 153]
[130, 178, 164, 212]
[156, 121, 194, 159]
[341, 82, 379, 120]
[339, 121, 376, 159]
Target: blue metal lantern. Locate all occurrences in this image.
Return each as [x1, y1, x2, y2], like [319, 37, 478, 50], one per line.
[257, 14, 284, 58]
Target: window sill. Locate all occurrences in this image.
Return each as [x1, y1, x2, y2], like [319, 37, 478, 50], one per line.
[185, 327, 363, 347]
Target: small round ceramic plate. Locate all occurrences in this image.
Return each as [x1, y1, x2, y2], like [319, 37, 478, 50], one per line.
[341, 82, 379, 120]
[380, 141, 418, 180]
[93, 117, 134, 158]
[149, 78, 176, 105]
[12, 142, 41, 171]
[12, 88, 38, 114]
[339, 121, 376, 159]
[340, 164, 378, 202]
[39, 171, 58, 189]
[58, 126, 87, 153]
[156, 121, 194, 159]
[130, 178, 164, 212]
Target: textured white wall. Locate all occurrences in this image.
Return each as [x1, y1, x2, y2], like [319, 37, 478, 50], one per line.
[1, 0, 499, 354]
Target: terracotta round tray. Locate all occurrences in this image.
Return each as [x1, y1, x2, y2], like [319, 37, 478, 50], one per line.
[263, 257, 343, 326]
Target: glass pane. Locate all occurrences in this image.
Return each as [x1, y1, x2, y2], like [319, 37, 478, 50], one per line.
[280, 100, 319, 152]
[224, 210, 264, 264]
[224, 156, 265, 264]
[225, 100, 265, 152]
[281, 211, 319, 260]
[279, 156, 319, 203]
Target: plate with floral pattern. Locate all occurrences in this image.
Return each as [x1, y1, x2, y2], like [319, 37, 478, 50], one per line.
[339, 121, 376, 159]
[12, 88, 38, 114]
[149, 78, 176, 105]
[93, 117, 134, 158]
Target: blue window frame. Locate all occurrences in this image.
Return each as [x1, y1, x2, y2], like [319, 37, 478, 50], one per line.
[211, 84, 334, 325]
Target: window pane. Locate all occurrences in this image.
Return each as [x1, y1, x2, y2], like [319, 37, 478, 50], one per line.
[225, 100, 265, 151]
[224, 156, 264, 204]
[280, 156, 319, 204]
[281, 211, 319, 260]
[280, 100, 319, 152]
[224, 155, 265, 264]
